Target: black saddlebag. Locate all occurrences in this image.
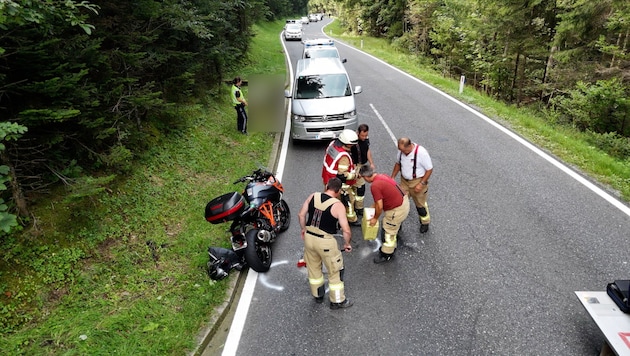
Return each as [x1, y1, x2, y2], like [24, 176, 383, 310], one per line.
[205, 192, 248, 224]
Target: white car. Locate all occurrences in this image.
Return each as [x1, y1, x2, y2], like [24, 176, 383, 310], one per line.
[308, 14, 318, 22]
[302, 38, 347, 63]
[284, 23, 303, 41]
[301, 16, 309, 25]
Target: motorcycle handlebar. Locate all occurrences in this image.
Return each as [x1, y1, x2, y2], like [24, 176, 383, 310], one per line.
[232, 169, 275, 185]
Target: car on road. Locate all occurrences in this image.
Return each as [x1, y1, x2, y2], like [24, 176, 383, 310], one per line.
[285, 57, 362, 142]
[302, 38, 346, 63]
[284, 23, 303, 41]
[300, 16, 309, 25]
[308, 14, 318, 22]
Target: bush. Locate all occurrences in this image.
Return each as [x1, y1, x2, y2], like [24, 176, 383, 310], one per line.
[585, 131, 630, 161]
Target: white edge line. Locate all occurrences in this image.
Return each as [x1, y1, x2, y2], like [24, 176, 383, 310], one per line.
[221, 31, 294, 356]
[324, 23, 630, 218]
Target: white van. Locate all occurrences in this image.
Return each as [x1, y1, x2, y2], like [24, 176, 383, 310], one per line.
[285, 58, 362, 141]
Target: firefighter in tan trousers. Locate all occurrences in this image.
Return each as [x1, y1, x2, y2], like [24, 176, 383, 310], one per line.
[359, 165, 410, 264]
[322, 129, 360, 224]
[298, 177, 354, 310]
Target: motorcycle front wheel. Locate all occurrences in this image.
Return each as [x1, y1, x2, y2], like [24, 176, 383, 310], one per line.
[244, 229, 272, 272]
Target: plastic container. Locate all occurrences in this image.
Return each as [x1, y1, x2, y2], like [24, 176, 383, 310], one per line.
[361, 208, 379, 240]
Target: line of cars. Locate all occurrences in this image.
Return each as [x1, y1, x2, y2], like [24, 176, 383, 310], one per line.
[283, 14, 325, 41]
[284, 38, 361, 142]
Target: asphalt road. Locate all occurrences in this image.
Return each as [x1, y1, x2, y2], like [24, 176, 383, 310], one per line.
[209, 18, 630, 356]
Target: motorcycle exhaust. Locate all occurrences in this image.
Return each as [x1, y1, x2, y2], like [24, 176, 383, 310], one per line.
[256, 229, 273, 243]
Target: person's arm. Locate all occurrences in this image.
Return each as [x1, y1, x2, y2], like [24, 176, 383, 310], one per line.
[367, 148, 375, 169]
[421, 168, 432, 185]
[370, 199, 383, 227]
[332, 201, 352, 251]
[414, 168, 433, 193]
[337, 155, 355, 181]
[298, 193, 314, 240]
[391, 162, 401, 179]
[236, 90, 247, 106]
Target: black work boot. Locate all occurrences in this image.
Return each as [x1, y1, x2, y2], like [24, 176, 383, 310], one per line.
[315, 286, 325, 303]
[420, 224, 429, 233]
[373, 251, 394, 264]
[330, 298, 354, 310]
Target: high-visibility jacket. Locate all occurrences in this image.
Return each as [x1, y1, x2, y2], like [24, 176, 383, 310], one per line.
[231, 85, 243, 106]
[322, 141, 356, 186]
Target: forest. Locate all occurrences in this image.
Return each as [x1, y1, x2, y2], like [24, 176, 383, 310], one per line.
[1, 1, 629, 236]
[314, 0, 630, 153]
[0, 0, 307, 235]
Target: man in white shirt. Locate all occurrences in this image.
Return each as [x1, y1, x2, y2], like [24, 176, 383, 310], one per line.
[391, 137, 433, 233]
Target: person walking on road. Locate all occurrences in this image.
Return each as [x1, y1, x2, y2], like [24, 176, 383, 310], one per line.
[391, 137, 433, 233]
[359, 166, 410, 264]
[350, 124, 375, 217]
[230, 76, 248, 134]
[322, 129, 359, 224]
[298, 177, 354, 309]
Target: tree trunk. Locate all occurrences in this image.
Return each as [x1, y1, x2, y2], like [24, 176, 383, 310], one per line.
[0, 150, 30, 219]
[542, 45, 556, 102]
[517, 54, 527, 107]
[511, 51, 520, 103]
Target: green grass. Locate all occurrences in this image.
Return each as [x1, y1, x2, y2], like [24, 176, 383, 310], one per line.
[326, 20, 630, 201]
[0, 20, 286, 355]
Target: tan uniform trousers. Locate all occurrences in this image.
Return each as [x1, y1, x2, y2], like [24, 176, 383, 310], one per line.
[304, 231, 346, 303]
[352, 163, 366, 210]
[400, 177, 430, 225]
[380, 197, 410, 255]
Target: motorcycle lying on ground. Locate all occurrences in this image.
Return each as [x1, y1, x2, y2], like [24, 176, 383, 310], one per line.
[204, 169, 290, 272]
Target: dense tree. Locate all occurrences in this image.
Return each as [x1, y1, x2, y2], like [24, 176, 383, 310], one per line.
[0, 0, 264, 234]
[334, 0, 630, 140]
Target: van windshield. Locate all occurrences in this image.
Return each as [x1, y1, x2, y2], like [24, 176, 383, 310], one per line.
[295, 74, 351, 99]
[304, 48, 339, 59]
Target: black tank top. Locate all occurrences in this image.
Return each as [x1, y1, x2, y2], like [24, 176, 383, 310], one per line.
[306, 193, 339, 234]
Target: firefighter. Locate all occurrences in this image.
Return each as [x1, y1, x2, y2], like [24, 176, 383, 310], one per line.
[321, 129, 359, 223]
[391, 137, 433, 233]
[359, 165, 410, 263]
[298, 177, 354, 309]
[350, 124, 375, 216]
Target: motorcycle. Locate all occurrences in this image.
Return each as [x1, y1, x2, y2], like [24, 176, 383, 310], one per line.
[204, 168, 290, 272]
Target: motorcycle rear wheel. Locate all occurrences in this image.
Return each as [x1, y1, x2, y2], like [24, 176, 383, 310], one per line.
[244, 229, 272, 272]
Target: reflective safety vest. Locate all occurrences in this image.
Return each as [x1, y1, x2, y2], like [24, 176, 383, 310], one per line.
[322, 141, 356, 186]
[231, 85, 242, 106]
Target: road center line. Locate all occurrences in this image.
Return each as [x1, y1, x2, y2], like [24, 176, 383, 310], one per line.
[369, 103, 397, 145]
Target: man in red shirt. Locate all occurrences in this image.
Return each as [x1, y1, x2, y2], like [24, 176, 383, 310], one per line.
[359, 165, 410, 264]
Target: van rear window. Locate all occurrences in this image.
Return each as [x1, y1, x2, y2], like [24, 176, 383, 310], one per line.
[296, 74, 351, 99]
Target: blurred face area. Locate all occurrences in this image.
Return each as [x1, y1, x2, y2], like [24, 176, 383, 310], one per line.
[358, 130, 369, 141]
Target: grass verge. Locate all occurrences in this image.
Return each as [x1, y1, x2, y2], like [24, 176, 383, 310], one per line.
[0, 20, 286, 355]
[325, 20, 630, 201]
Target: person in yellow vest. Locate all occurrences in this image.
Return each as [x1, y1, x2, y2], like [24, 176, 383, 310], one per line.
[298, 177, 353, 309]
[230, 76, 248, 134]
